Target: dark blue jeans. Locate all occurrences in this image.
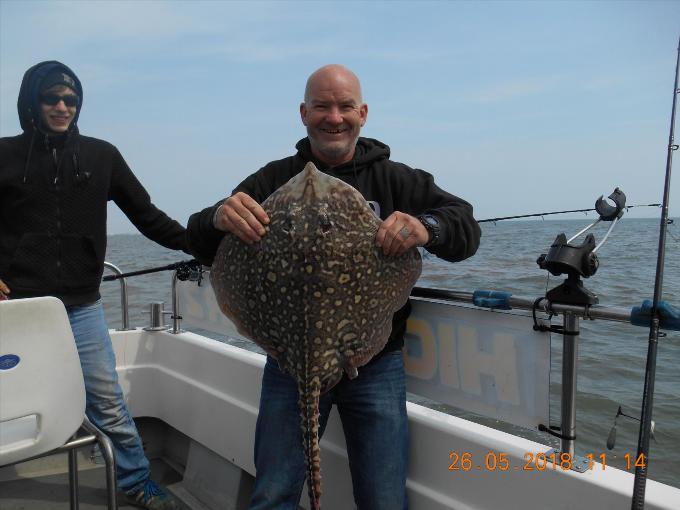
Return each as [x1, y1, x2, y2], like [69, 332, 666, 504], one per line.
[67, 300, 150, 493]
[249, 352, 408, 510]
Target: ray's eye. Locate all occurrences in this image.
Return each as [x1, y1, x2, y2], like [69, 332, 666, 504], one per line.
[319, 213, 332, 234]
[281, 218, 294, 235]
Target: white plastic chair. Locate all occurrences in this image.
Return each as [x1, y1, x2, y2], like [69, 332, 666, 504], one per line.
[0, 296, 118, 509]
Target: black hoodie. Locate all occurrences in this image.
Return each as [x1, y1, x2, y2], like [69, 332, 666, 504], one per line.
[187, 137, 481, 354]
[0, 60, 188, 306]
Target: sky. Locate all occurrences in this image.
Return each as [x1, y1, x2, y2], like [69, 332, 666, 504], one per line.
[1, 0, 679, 234]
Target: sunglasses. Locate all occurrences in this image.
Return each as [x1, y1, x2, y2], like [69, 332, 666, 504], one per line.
[40, 94, 79, 107]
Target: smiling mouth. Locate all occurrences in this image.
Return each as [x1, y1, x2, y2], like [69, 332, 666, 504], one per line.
[321, 128, 347, 135]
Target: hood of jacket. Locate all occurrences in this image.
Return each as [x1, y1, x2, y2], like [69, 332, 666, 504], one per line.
[17, 60, 83, 134]
[294, 137, 391, 174]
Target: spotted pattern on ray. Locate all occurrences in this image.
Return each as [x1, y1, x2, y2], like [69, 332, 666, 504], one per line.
[210, 162, 422, 509]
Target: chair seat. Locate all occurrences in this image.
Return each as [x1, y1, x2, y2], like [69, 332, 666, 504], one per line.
[0, 297, 86, 466]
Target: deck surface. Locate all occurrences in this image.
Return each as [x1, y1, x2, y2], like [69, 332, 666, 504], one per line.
[0, 457, 188, 510]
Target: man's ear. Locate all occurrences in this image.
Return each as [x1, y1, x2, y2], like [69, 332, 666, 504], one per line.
[300, 102, 307, 126]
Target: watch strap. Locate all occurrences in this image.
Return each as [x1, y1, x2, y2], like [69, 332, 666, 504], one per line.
[418, 214, 440, 248]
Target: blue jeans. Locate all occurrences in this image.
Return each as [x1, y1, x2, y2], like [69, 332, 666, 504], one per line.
[249, 352, 408, 510]
[67, 300, 150, 493]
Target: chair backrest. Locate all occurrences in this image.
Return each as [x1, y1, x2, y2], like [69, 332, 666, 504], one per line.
[0, 297, 86, 466]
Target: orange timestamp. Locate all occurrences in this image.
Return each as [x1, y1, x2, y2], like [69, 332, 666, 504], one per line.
[584, 452, 647, 471]
[448, 451, 647, 472]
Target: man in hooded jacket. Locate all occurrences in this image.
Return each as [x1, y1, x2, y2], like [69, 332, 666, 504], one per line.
[0, 60, 185, 509]
[186, 64, 481, 509]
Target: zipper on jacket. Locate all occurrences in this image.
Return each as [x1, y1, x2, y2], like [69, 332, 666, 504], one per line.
[52, 148, 59, 184]
[51, 146, 63, 286]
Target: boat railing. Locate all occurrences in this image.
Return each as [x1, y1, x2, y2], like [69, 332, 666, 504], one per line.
[103, 262, 131, 331]
[103, 259, 202, 334]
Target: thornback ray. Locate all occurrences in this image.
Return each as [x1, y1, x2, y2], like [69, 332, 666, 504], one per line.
[210, 161, 422, 509]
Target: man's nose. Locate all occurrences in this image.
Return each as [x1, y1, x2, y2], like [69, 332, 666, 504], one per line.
[325, 106, 343, 123]
[54, 100, 68, 111]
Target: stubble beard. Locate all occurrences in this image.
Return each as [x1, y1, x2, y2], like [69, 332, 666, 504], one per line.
[308, 129, 359, 166]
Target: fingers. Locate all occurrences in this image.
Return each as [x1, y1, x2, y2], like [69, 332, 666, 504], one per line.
[375, 212, 429, 257]
[0, 279, 10, 301]
[214, 192, 270, 244]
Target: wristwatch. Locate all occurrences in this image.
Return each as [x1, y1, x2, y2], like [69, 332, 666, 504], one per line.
[418, 215, 440, 247]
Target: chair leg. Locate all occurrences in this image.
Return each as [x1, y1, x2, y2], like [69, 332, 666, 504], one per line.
[68, 447, 79, 510]
[82, 418, 118, 510]
[100, 434, 118, 510]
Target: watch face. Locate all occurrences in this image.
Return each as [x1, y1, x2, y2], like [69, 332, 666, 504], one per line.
[423, 215, 439, 227]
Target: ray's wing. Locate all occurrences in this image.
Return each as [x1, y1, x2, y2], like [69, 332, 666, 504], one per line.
[210, 232, 299, 362]
[305, 225, 422, 378]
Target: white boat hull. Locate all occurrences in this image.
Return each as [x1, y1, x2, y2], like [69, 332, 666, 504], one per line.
[111, 328, 679, 510]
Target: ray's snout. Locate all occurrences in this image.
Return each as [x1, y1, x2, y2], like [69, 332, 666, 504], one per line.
[301, 162, 320, 202]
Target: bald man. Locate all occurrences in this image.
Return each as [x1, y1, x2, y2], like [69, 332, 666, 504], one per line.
[187, 64, 481, 509]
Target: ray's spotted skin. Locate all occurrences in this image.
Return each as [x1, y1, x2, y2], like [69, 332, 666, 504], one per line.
[210, 162, 422, 509]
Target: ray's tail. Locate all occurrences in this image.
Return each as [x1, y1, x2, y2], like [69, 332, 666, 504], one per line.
[298, 379, 322, 510]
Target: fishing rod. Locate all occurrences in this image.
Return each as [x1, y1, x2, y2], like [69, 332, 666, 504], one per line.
[478, 203, 660, 223]
[101, 259, 201, 282]
[631, 36, 680, 509]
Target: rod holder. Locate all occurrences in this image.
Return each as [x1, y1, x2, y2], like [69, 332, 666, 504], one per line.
[144, 302, 169, 331]
[171, 271, 183, 334]
[560, 312, 579, 457]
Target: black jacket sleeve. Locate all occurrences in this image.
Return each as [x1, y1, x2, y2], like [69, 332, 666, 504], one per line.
[393, 166, 480, 262]
[109, 148, 190, 254]
[186, 201, 224, 266]
[186, 167, 275, 266]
